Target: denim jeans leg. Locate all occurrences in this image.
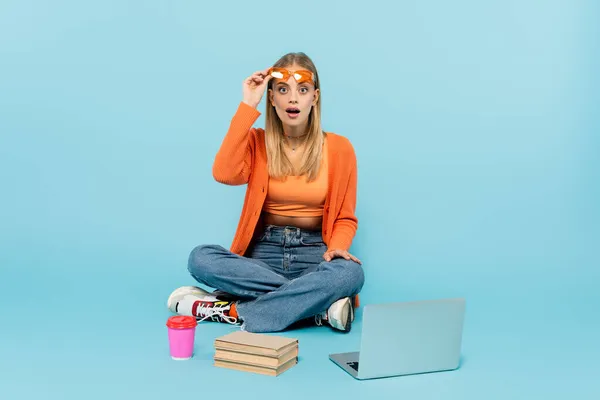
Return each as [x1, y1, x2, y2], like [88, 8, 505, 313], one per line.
[187, 244, 289, 299]
[235, 257, 365, 333]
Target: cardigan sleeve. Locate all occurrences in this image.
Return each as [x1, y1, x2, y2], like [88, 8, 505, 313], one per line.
[327, 140, 358, 251]
[212, 102, 261, 185]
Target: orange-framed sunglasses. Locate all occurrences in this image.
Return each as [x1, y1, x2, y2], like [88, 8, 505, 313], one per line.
[267, 67, 315, 85]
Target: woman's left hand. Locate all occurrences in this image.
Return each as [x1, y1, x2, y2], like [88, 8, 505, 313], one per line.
[323, 249, 362, 265]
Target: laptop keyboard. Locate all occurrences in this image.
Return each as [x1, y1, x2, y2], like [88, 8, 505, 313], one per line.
[347, 361, 359, 371]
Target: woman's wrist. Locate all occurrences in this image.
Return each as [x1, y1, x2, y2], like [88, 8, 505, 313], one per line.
[242, 99, 259, 109]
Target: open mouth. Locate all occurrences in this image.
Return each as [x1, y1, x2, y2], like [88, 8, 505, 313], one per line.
[286, 107, 300, 115]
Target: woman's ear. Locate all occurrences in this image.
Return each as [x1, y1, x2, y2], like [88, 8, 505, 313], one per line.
[268, 88, 274, 107]
[313, 88, 320, 106]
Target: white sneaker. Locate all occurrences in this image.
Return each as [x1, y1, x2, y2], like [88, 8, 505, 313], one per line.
[315, 297, 354, 332]
[167, 286, 238, 325]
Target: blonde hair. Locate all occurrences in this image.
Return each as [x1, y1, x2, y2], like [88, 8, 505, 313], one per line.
[265, 52, 324, 181]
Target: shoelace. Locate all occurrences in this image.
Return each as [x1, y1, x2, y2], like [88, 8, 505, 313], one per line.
[196, 303, 238, 324]
[314, 312, 327, 327]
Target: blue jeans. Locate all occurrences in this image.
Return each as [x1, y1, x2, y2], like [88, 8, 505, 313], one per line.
[187, 225, 365, 333]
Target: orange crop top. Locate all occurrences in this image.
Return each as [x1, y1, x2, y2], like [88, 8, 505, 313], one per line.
[262, 139, 329, 217]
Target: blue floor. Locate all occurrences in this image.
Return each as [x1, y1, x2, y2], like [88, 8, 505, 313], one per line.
[2, 269, 598, 400]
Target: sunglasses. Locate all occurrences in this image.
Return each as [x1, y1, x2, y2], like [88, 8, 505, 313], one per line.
[268, 67, 315, 85]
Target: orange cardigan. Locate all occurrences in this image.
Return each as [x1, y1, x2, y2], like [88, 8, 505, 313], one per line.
[212, 101, 359, 257]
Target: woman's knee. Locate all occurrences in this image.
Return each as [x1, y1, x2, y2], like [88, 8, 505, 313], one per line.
[323, 258, 365, 294]
[187, 244, 226, 278]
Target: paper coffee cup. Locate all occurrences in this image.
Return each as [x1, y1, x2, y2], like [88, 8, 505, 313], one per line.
[166, 316, 197, 360]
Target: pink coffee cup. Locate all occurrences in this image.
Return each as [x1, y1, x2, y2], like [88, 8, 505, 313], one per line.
[166, 316, 197, 360]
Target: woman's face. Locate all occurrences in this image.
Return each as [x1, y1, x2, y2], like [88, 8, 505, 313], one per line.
[269, 64, 319, 130]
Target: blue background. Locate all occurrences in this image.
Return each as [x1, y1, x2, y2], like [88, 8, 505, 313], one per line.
[1, 0, 598, 398]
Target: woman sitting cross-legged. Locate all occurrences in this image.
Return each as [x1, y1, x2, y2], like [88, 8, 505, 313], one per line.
[166, 52, 364, 333]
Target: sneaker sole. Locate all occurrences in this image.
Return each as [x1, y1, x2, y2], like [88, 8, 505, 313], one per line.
[328, 297, 353, 332]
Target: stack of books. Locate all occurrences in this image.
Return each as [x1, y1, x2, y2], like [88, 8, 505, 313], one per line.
[213, 331, 298, 376]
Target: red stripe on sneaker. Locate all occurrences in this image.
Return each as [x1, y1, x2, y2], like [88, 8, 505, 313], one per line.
[192, 301, 199, 317]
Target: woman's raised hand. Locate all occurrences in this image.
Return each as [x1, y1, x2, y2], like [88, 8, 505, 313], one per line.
[242, 68, 272, 109]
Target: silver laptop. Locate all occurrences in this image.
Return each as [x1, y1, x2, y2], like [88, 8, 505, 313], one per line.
[329, 298, 466, 380]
